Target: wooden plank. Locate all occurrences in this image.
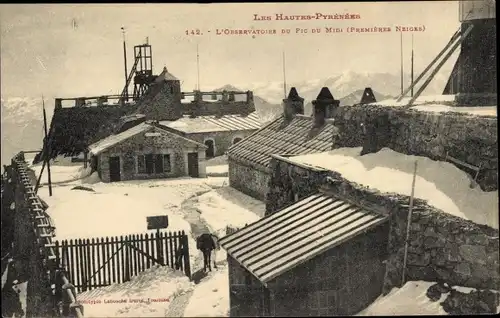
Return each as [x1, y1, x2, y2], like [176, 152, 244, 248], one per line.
[68, 240, 75, 285]
[86, 239, 92, 291]
[168, 232, 175, 269]
[78, 239, 85, 293]
[104, 237, 109, 286]
[119, 235, 125, 283]
[140, 234, 145, 272]
[145, 234, 151, 269]
[446, 153, 480, 172]
[110, 236, 116, 285]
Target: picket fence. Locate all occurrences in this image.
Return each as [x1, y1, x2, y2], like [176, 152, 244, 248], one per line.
[55, 230, 191, 293]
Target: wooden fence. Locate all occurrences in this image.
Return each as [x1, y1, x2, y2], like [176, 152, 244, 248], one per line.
[56, 230, 191, 293]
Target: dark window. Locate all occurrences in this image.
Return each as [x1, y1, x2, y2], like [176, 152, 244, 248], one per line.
[154, 154, 164, 174]
[137, 155, 146, 173]
[145, 154, 155, 174]
[233, 137, 242, 144]
[163, 154, 171, 172]
[170, 86, 174, 94]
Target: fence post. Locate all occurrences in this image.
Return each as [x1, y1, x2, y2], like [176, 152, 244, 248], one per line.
[156, 230, 164, 265]
[182, 232, 191, 279]
[124, 236, 131, 282]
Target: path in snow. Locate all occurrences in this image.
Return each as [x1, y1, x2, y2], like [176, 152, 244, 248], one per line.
[165, 190, 213, 317]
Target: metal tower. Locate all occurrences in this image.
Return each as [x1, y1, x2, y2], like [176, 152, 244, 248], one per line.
[121, 38, 155, 102]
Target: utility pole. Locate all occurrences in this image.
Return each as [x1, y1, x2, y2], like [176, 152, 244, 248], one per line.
[400, 31, 404, 96]
[282, 50, 287, 99]
[411, 33, 414, 97]
[196, 43, 200, 91]
[42, 96, 52, 196]
[122, 27, 128, 101]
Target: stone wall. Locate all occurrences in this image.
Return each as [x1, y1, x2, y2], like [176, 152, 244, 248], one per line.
[266, 155, 328, 215]
[228, 159, 269, 201]
[332, 105, 498, 191]
[186, 129, 257, 158]
[321, 174, 499, 292]
[98, 126, 206, 182]
[266, 155, 499, 292]
[136, 81, 182, 121]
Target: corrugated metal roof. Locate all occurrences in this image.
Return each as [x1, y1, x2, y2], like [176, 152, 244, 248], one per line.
[219, 193, 389, 284]
[227, 115, 335, 171]
[159, 112, 261, 134]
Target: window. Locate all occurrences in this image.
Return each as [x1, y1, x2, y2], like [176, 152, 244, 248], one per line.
[163, 154, 171, 173]
[232, 137, 242, 145]
[137, 153, 172, 174]
[137, 155, 146, 173]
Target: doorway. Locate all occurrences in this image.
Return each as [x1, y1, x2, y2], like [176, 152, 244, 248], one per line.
[108, 156, 121, 182]
[204, 139, 215, 159]
[187, 152, 199, 177]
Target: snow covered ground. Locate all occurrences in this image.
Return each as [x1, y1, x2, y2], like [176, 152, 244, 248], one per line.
[357, 281, 500, 316]
[206, 165, 228, 176]
[357, 281, 448, 316]
[183, 264, 230, 317]
[290, 147, 499, 229]
[77, 265, 193, 318]
[195, 187, 263, 233]
[31, 163, 263, 317]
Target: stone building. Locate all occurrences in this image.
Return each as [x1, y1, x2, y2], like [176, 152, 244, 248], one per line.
[87, 121, 207, 182]
[158, 113, 261, 159]
[226, 87, 340, 201]
[219, 187, 390, 316]
[37, 66, 261, 163]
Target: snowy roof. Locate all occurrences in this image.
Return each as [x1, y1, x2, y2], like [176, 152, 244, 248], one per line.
[87, 122, 206, 156]
[158, 112, 261, 134]
[288, 147, 499, 229]
[219, 192, 388, 284]
[370, 95, 497, 117]
[227, 115, 335, 172]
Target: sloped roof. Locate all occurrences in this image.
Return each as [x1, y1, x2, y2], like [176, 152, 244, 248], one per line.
[156, 66, 179, 82]
[87, 122, 206, 156]
[227, 115, 335, 172]
[219, 192, 389, 284]
[159, 112, 261, 134]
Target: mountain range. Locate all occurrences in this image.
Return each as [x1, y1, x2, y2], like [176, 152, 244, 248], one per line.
[1, 71, 450, 165]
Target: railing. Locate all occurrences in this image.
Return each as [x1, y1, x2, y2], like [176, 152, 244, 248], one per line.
[181, 90, 254, 103]
[8, 151, 84, 317]
[55, 95, 132, 109]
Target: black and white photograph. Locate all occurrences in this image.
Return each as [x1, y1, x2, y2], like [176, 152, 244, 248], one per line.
[1, 1, 498, 317]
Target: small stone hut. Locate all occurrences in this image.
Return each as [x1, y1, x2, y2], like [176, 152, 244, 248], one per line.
[219, 188, 391, 316]
[87, 121, 207, 182]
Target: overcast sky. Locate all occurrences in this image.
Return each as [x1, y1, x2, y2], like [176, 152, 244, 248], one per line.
[1, 2, 460, 98]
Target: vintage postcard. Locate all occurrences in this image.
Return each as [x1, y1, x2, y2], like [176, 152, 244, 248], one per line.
[1, 1, 498, 317]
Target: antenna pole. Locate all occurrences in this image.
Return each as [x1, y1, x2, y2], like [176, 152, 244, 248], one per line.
[122, 27, 128, 101]
[411, 33, 414, 97]
[400, 32, 404, 95]
[42, 96, 53, 196]
[283, 50, 287, 99]
[196, 43, 200, 91]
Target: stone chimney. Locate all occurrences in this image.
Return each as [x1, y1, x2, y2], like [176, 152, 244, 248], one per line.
[312, 87, 339, 127]
[283, 87, 305, 121]
[359, 87, 377, 105]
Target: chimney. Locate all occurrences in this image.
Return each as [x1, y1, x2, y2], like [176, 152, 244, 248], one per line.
[359, 87, 377, 105]
[283, 87, 304, 121]
[312, 87, 339, 127]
